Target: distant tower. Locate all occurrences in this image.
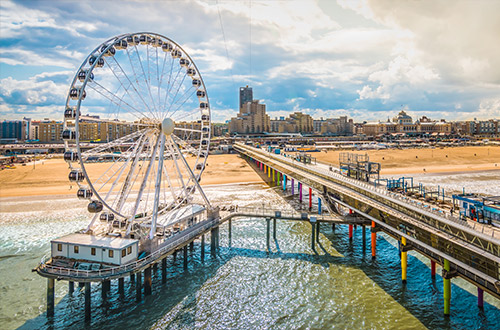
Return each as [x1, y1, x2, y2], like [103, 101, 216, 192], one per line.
[239, 85, 253, 110]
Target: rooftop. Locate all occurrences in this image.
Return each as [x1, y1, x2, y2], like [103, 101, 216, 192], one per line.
[52, 233, 138, 249]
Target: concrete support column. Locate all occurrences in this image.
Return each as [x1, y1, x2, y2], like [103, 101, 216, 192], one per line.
[183, 245, 188, 270]
[118, 277, 124, 294]
[136, 271, 142, 302]
[201, 234, 205, 262]
[309, 187, 312, 210]
[162, 258, 167, 284]
[443, 259, 451, 316]
[229, 219, 232, 246]
[316, 220, 320, 242]
[68, 281, 74, 295]
[291, 179, 295, 195]
[102, 280, 110, 299]
[47, 278, 55, 317]
[144, 266, 152, 296]
[401, 237, 407, 284]
[371, 221, 377, 259]
[362, 225, 366, 249]
[431, 260, 436, 278]
[84, 282, 91, 321]
[211, 228, 217, 256]
[273, 218, 277, 240]
[266, 218, 270, 252]
[478, 287, 484, 308]
[311, 218, 316, 251]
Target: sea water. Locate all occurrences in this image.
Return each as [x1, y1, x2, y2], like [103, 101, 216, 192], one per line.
[1, 182, 500, 330]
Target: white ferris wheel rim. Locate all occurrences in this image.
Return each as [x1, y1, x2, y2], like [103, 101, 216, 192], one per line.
[63, 32, 211, 225]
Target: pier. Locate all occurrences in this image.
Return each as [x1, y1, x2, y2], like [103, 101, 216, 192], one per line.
[234, 142, 500, 316]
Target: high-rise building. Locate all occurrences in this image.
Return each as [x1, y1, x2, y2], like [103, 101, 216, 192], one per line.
[0, 120, 27, 142]
[239, 85, 253, 110]
[229, 100, 270, 134]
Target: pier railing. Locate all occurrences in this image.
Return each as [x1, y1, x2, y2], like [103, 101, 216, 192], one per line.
[38, 218, 220, 280]
[235, 143, 500, 240]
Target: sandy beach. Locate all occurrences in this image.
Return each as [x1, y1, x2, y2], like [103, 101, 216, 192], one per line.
[0, 154, 263, 198]
[0, 146, 498, 198]
[314, 146, 500, 175]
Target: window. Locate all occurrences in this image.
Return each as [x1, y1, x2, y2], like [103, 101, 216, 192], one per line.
[122, 249, 126, 257]
[57, 244, 62, 252]
[91, 248, 96, 256]
[127, 246, 132, 255]
[108, 250, 114, 258]
[74, 246, 79, 253]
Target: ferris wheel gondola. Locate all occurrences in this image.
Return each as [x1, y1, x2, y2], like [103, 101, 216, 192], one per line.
[63, 32, 211, 240]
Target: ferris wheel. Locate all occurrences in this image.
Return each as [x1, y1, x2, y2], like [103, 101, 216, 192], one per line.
[63, 32, 211, 239]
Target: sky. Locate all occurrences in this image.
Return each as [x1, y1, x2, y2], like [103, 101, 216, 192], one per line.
[1, 0, 499, 123]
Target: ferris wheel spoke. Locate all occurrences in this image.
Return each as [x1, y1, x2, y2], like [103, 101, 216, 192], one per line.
[82, 129, 148, 158]
[166, 138, 189, 199]
[164, 73, 188, 115]
[87, 80, 149, 121]
[126, 132, 161, 234]
[174, 127, 202, 133]
[161, 66, 183, 118]
[157, 50, 171, 110]
[106, 56, 159, 121]
[169, 136, 211, 206]
[167, 87, 197, 120]
[131, 45, 161, 118]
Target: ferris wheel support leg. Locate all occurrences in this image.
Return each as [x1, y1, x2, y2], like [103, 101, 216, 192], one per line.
[150, 134, 166, 240]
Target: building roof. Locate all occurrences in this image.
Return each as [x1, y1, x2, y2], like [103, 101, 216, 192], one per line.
[52, 233, 138, 249]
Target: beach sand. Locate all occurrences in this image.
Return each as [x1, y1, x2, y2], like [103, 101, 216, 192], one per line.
[1, 146, 498, 198]
[0, 154, 263, 198]
[314, 146, 500, 175]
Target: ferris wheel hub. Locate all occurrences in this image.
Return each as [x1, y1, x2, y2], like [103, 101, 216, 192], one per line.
[161, 118, 175, 135]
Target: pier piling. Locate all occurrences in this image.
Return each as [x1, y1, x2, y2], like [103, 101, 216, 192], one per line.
[68, 281, 74, 295]
[118, 277, 124, 294]
[210, 228, 216, 256]
[136, 272, 142, 302]
[229, 219, 232, 246]
[478, 287, 484, 308]
[47, 278, 55, 317]
[318, 197, 322, 214]
[443, 259, 451, 316]
[84, 282, 91, 321]
[201, 234, 205, 262]
[144, 266, 152, 296]
[431, 260, 436, 278]
[310, 217, 317, 251]
[266, 218, 270, 252]
[183, 246, 188, 270]
[362, 225, 366, 249]
[349, 224, 353, 241]
[401, 237, 407, 284]
[292, 179, 295, 195]
[162, 258, 167, 284]
[130, 273, 135, 283]
[309, 187, 312, 210]
[273, 218, 276, 240]
[316, 220, 320, 242]
[189, 241, 194, 252]
[371, 221, 377, 259]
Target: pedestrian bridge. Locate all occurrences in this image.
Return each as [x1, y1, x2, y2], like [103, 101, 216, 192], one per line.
[234, 142, 500, 314]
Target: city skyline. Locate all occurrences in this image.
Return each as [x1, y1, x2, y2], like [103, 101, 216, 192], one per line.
[1, 0, 500, 122]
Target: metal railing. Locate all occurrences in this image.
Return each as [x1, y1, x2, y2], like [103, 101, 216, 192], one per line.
[235, 143, 500, 241]
[38, 218, 220, 279]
